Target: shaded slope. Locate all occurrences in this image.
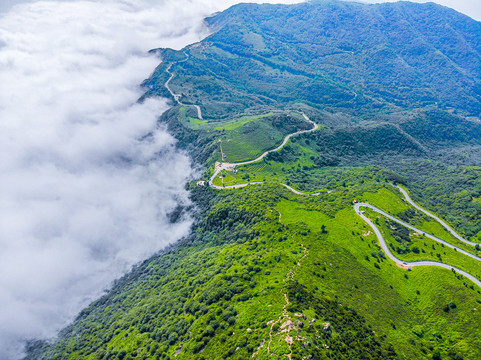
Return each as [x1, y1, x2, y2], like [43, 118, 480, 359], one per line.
[144, 1, 481, 118]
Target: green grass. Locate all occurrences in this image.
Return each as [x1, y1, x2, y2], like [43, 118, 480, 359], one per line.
[178, 106, 208, 130]
[274, 187, 481, 359]
[216, 112, 313, 163]
[219, 123, 284, 162]
[189, 117, 207, 125]
[213, 142, 317, 185]
[212, 170, 239, 186]
[31, 179, 481, 360]
[177, 109, 315, 164]
[204, 135, 481, 359]
[361, 209, 481, 281]
[214, 113, 274, 131]
[211, 143, 389, 195]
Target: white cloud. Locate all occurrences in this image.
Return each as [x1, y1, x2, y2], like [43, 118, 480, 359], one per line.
[0, 1, 199, 359]
[0, 0, 303, 359]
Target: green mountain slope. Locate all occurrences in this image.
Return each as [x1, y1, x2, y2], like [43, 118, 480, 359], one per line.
[145, 1, 481, 118]
[28, 1, 481, 360]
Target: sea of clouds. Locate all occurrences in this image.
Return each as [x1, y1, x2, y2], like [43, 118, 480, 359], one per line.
[0, 0, 301, 358]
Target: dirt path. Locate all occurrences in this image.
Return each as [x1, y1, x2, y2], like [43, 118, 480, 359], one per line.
[219, 140, 226, 162]
[266, 244, 309, 359]
[275, 208, 283, 225]
[193, 104, 203, 120]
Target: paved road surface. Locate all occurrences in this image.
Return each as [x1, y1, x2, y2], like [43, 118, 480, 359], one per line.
[209, 113, 318, 189]
[164, 58, 203, 119]
[394, 185, 478, 246]
[355, 203, 481, 288]
[167, 52, 481, 289]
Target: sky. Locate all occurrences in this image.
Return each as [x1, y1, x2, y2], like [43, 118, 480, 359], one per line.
[0, 0, 478, 359]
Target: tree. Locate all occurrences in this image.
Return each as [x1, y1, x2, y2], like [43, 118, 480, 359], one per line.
[168, 332, 178, 345]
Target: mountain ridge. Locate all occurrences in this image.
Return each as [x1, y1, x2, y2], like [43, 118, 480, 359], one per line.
[190, 0, 481, 117]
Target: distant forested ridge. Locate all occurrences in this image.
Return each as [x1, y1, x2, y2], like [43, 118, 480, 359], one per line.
[145, 1, 481, 118]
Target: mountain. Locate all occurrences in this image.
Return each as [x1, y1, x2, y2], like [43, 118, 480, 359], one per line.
[145, 0, 481, 118]
[27, 1, 481, 360]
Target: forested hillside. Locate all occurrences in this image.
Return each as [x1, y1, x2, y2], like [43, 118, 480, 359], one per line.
[145, 1, 481, 118]
[28, 1, 481, 359]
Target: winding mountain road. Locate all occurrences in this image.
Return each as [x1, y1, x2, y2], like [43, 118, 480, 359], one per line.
[204, 118, 481, 288]
[208, 113, 318, 189]
[167, 54, 481, 288]
[165, 57, 317, 189]
[394, 185, 478, 246]
[355, 202, 481, 288]
[357, 202, 480, 261]
[164, 58, 203, 119]
[280, 183, 322, 196]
